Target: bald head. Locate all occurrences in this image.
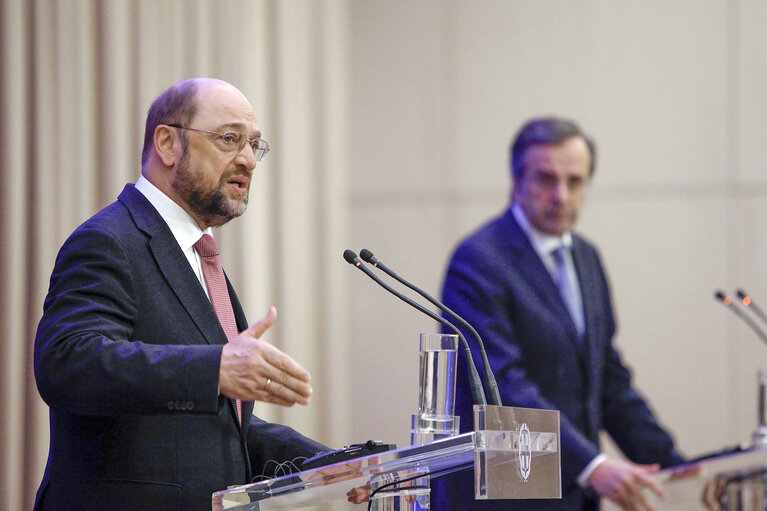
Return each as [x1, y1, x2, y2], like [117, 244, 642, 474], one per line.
[141, 78, 253, 167]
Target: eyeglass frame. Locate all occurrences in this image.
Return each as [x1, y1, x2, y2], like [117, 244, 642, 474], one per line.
[167, 124, 270, 162]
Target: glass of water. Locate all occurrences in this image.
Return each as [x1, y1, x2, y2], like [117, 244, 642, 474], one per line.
[417, 333, 458, 418]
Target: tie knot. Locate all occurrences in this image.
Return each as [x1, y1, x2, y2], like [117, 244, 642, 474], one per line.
[552, 244, 567, 262]
[194, 234, 219, 257]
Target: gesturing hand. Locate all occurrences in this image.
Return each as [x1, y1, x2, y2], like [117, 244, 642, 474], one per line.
[587, 458, 666, 511]
[218, 307, 313, 406]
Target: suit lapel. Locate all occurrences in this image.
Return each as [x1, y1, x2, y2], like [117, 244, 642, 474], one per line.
[502, 211, 580, 338]
[119, 185, 227, 347]
[571, 236, 602, 384]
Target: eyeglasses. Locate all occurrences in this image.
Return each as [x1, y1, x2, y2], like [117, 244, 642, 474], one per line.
[168, 124, 270, 162]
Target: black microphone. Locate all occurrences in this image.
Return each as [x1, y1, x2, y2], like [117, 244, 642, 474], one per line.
[359, 248, 502, 407]
[715, 290, 767, 346]
[343, 250, 487, 405]
[737, 289, 767, 327]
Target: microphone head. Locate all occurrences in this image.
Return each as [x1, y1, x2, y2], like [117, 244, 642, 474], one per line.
[715, 291, 732, 306]
[359, 249, 376, 263]
[737, 289, 748, 299]
[343, 249, 359, 264]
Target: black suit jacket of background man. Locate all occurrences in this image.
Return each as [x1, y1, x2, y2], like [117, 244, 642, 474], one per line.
[432, 208, 683, 510]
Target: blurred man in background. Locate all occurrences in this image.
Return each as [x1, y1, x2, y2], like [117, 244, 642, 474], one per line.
[432, 117, 684, 510]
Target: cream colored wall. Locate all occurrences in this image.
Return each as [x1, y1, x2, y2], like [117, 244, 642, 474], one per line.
[5, 1, 767, 510]
[345, 0, 767, 470]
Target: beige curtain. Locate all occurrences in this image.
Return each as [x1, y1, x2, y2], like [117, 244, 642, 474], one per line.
[0, 1, 351, 509]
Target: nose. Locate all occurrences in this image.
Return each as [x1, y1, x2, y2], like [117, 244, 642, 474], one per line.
[552, 179, 569, 203]
[234, 143, 258, 170]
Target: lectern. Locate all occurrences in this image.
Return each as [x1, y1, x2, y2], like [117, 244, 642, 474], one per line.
[213, 405, 561, 510]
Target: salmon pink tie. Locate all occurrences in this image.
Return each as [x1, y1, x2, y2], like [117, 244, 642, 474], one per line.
[194, 234, 242, 424]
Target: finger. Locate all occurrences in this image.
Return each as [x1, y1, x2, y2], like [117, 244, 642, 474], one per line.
[347, 482, 371, 504]
[629, 483, 656, 511]
[347, 488, 368, 504]
[256, 391, 298, 407]
[260, 343, 311, 383]
[346, 487, 367, 504]
[263, 378, 312, 405]
[612, 481, 643, 511]
[612, 485, 631, 509]
[638, 463, 661, 475]
[245, 306, 278, 339]
[636, 470, 666, 500]
[624, 472, 665, 511]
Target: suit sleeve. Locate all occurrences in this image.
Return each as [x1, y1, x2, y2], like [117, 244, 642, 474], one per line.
[34, 225, 223, 416]
[442, 241, 601, 482]
[247, 416, 330, 478]
[599, 347, 684, 467]
[592, 253, 684, 467]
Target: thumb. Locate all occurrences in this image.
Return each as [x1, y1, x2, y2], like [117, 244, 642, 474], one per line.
[245, 306, 278, 339]
[639, 463, 661, 474]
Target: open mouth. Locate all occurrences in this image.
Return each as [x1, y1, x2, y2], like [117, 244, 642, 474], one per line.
[226, 175, 250, 194]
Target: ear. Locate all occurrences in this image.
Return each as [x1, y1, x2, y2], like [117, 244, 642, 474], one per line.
[154, 125, 180, 167]
[511, 173, 521, 199]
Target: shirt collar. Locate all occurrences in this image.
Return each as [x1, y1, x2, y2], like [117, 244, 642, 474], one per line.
[135, 175, 213, 251]
[511, 203, 573, 258]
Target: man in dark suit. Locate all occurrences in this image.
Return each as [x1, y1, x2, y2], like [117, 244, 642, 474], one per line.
[432, 118, 684, 510]
[34, 78, 329, 510]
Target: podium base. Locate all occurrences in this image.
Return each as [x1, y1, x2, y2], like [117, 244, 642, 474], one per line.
[410, 413, 460, 446]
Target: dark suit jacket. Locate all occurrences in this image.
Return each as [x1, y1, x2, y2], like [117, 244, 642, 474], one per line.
[431, 208, 683, 510]
[33, 184, 327, 511]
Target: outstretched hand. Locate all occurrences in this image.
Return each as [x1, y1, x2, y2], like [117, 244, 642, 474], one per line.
[219, 307, 313, 406]
[587, 458, 666, 510]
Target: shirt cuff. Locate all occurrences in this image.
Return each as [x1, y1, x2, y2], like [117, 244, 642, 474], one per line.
[577, 453, 607, 488]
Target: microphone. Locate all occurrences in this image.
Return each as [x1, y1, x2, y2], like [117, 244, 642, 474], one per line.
[715, 290, 767, 347]
[737, 289, 767, 327]
[359, 248, 502, 407]
[343, 250, 487, 405]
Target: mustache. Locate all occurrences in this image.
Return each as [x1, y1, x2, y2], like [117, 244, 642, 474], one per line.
[220, 168, 252, 181]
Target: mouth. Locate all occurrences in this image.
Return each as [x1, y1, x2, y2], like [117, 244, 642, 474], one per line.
[225, 175, 250, 196]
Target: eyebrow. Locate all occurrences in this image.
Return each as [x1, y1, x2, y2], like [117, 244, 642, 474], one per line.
[217, 122, 262, 139]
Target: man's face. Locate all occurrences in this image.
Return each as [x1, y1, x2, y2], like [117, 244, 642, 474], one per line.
[171, 82, 260, 229]
[512, 136, 592, 236]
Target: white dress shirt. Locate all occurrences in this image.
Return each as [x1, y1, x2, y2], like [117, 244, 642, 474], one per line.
[134, 175, 214, 298]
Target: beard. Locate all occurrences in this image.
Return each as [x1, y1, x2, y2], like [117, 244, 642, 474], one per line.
[172, 151, 249, 228]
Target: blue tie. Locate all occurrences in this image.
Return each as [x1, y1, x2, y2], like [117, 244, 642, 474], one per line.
[552, 246, 585, 336]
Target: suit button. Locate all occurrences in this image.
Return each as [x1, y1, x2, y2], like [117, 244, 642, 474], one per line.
[186, 401, 194, 410]
[167, 401, 175, 410]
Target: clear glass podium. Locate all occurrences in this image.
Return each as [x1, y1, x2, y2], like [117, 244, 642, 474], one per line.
[213, 405, 561, 510]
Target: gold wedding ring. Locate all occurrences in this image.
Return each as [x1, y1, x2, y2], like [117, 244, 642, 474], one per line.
[264, 378, 272, 392]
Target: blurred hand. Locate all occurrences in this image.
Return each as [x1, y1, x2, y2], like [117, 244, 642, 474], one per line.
[702, 473, 726, 511]
[219, 307, 312, 406]
[587, 458, 666, 511]
[304, 459, 370, 504]
[347, 481, 371, 504]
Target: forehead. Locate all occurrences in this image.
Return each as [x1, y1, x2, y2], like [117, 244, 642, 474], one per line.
[194, 83, 259, 134]
[522, 136, 591, 176]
